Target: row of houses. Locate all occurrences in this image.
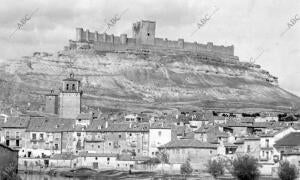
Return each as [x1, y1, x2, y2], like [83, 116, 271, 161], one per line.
[1, 109, 299, 174]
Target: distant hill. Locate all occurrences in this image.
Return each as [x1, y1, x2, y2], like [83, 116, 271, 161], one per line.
[0, 49, 299, 114]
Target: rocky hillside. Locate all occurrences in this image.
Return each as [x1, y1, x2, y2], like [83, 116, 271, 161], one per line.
[0, 49, 299, 113]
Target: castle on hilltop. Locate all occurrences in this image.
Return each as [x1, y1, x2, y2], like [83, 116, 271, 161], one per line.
[65, 20, 239, 62]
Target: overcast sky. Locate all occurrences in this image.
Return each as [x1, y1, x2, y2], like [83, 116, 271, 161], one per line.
[0, 0, 299, 95]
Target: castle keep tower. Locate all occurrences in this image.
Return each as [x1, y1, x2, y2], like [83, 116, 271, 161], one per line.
[59, 73, 82, 119]
[45, 90, 58, 114]
[132, 20, 156, 45]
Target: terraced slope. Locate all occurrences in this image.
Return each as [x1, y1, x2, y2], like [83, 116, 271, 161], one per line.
[0, 50, 299, 113]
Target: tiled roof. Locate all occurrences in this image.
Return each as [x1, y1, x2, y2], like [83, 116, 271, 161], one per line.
[225, 121, 252, 127]
[86, 121, 149, 132]
[224, 143, 238, 147]
[159, 139, 217, 149]
[244, 136, 260, 140]
[78, 152, 118, 157]
[51, 153, 77, 160]
[117, 154, 150, 161]
[274, 132, 300, 147]
[150, 122, 172, 129]
[76, 113, 93, 120]
[0, 116, 30, 128]
[26, 117, 75, 132]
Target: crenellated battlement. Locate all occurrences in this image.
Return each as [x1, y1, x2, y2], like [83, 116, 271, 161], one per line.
[67, 20, 236, 61]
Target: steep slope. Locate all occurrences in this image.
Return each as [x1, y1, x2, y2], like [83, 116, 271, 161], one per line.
[0, 50, 299, 113]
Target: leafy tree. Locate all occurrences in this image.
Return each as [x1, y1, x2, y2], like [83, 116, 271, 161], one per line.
[157, 150, 169, 173]
[206, 159, 225, 178]
[181, 158, 193, 176]
[142, 157, 160, 170]
[278, 160, 299, 180]
[231, 155, 260, 180]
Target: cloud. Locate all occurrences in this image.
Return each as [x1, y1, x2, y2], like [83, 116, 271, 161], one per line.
[0, 0, 299, 96]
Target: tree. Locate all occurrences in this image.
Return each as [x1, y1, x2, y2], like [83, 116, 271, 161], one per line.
[231, 155, 260, 180]
[142, 157, 160, 170]
[181, 158, 193, 177]
[157, 150, 169, 174]
[206, 159, 225, 178]
[278, 160, 299, 180]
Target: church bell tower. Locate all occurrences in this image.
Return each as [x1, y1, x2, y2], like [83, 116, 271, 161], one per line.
[59, 73, 82, 119]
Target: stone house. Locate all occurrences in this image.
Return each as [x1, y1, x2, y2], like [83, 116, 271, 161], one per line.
[149, 122, 172, 157]
[77, 152, 118, 169]
[158, 138, 218, 170]
[85, 121, 149, 156]
[0, 116, 30, 151]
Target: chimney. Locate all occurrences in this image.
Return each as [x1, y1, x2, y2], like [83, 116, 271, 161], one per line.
[105, 121, 108, 128]
[3, 115, 7, 123]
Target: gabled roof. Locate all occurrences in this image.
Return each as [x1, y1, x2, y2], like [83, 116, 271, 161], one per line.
[78, 152, 118, 157]
[0, 116, 30, 128]
[159, 139, 217, 149]
[150, 122, 172, 129]
[117, 154, 150, 161]
[274, 132, 300, 147]
[86, 121, 149, 132]
[51, 153, 77, 160]
[26, 117, 75, 132]
[76, 112, 93, 120]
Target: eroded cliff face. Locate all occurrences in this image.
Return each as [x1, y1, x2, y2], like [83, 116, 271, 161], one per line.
[0, 49, 299, 113]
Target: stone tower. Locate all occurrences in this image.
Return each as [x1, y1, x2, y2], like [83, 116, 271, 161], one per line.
[45, 90, 58, 114]
[59, 73, 82, 119]
[132, 20, 156, 45]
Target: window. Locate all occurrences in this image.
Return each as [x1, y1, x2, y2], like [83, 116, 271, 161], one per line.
[109, 143, 111, 146]
[210, 150, 213, 155]
[129, 133, 132, 136]
[6, 131, 9, 137]
[147, 33, 150, 36]
[16, 132, 20, 138]
[119, 135, 122, 138]
[77, 133, 81, 137]
[32, 133, 36, 140]
[72, 84, 75, 90]
[66, 84, 69, 90]
[98, 145, 100, 149]
[266, 139, 269, 147]
[95, 157, 98, 160]
[247, 145, 251, 153]
[158, 131, 162, 136]
[107, 157, 110, 161]
[55, 144, 59, 150]
[16, 140, 20, 147]
[40, 134, 44, 140]
[262, 151, 265, 157]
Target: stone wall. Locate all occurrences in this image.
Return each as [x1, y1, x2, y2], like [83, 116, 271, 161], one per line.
[74, 28, 234, 56]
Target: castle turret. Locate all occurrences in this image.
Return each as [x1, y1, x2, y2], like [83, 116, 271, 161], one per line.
[86, 29, 90, 42]
[76, 28, 83, 42]
[120, 34, 127, 44]
[94, 31, 98, 41]
[59, 73, 82, 119]
[132, 20, 156, 45]
[178, 39, 184, 48]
